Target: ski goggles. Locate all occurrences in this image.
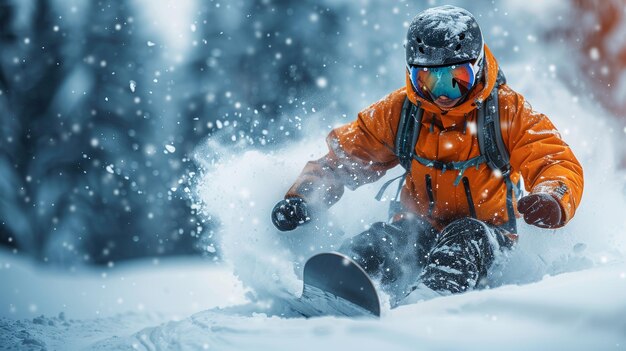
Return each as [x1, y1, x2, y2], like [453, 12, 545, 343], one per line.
[409, 61, 479, 106]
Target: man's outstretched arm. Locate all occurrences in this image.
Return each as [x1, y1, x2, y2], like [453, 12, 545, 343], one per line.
[503, 88, 584, 228]
[273, 89, 405, 231]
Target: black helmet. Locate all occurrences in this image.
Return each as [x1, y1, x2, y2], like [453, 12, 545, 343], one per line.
[405, 5, 484, 67]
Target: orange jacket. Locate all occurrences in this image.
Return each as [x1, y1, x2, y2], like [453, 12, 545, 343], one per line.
[286, 45, 584, 232]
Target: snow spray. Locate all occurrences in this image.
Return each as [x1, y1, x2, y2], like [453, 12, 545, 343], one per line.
[193, 51, 626, 314]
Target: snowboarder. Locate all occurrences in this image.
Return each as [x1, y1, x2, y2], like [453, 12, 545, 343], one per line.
[271, 5, 584, 304]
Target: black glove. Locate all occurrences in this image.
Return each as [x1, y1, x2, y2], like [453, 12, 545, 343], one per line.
[271, 197, 311, 231]
[518, 193, 563, 229]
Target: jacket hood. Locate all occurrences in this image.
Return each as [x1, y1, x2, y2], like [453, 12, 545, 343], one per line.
[405, 44, 499, 121]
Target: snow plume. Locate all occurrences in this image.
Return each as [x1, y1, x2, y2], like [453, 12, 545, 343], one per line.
[193, 132, 392, 311]
[193, 140, 302, 304]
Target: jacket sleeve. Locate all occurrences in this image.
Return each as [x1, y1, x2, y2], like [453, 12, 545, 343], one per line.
[503, 88, 584, 227]
[285, 90, 403, 209]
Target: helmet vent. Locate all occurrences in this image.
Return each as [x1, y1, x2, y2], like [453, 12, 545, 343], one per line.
[416, 37, 422, 44]
[419, 47, 425, 54]
[455, 44, 461, 51]
[459, 33, 466, 40]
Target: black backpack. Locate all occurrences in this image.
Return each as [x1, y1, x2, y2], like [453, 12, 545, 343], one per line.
[375, 69, 519, 233]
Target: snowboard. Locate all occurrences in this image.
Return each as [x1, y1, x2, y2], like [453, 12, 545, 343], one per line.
[292, 252, 381, 318]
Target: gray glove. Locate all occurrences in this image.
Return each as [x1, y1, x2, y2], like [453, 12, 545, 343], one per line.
[271, 197, 311, 231]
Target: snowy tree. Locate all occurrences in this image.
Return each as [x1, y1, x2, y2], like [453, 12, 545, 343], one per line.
[0, 0, 83, 262]
[0, 0, 203, 264]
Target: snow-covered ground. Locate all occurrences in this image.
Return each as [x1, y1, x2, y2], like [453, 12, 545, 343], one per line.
[87, 262, 626, 350]
[1, 251, 625, 350]
[0, 251, 247, 349]
[0, 253, 247, 321]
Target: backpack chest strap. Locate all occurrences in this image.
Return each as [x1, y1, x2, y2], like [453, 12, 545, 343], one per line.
[412, 154, 487, 186]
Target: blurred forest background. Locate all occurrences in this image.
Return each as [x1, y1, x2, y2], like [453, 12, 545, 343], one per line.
[0, 0, 624, 266]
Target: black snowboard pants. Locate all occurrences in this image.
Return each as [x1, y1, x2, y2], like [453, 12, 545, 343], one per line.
[338, 216, 514, 299]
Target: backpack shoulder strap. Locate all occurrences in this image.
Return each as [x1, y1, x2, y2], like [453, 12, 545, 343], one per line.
[395, 96, 423, 171]
[496, 67, 507, 86]
[477, 68, 518, 233]
[374, 96, 423, 217]
[477, 69, 510, 176]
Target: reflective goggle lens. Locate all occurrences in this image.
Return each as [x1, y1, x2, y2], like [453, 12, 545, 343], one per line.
[409, 62, 476, 106]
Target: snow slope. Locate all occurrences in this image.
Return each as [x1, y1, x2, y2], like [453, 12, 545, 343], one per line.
[0, 252, 245, 320]
[2, 260, 623, 350]
[102, 262, 626, 351]
[0, 251, 246, 349]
